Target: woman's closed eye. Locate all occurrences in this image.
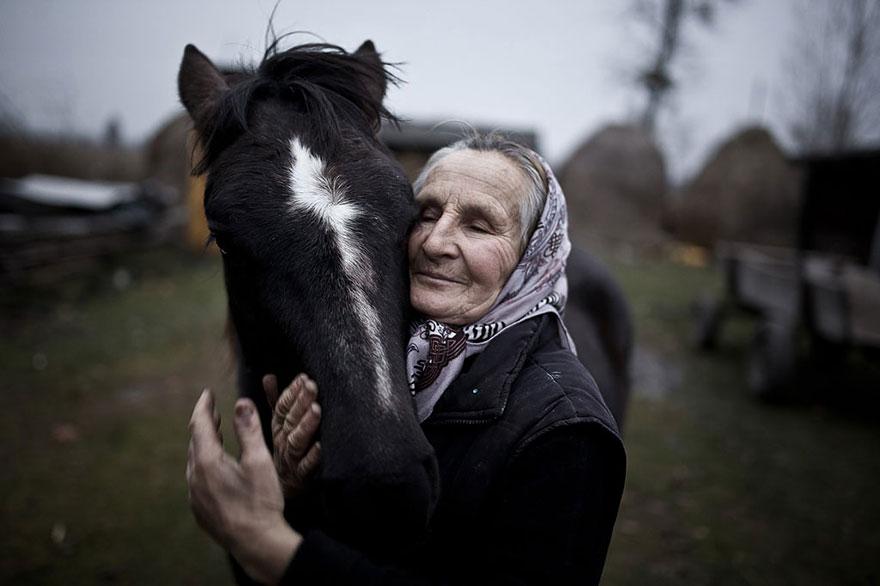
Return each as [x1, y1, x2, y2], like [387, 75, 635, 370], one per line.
[418, 209, 440, 223]
[467, 222, 492, 234]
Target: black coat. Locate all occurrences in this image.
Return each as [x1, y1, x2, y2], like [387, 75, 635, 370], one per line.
[282, 313, 626, 585]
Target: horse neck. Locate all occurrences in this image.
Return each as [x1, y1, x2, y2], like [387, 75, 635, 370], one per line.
[230, 268, 425, 467]
[300, 298, 413, 430]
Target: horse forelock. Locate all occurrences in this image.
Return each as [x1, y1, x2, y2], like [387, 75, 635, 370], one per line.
[193, 42, 398, 176]
[287, 135, 394, 411]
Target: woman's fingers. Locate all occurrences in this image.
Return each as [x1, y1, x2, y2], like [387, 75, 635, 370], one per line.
[277, 424, 321, 498]
[263, 374, 279, 409]
[234, 399, 272, 466]
[297, 441, 321, 478]
[267, 374, 321, 498]
[286, 402, 321, 459]
[279, 376, 317, 440]
[185, 390, 288, 578]
[272, 375, 303, 442]
[190, 389, 222, 457]
[212, 406, 223, 446]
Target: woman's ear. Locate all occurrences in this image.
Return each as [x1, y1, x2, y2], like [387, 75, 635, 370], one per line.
[178, 44, 229, 133]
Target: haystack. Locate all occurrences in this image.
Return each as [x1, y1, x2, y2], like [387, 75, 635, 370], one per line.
[146, 112, 192, 197]
[670, 126, 802, 248]
[559, 123, 668, 248]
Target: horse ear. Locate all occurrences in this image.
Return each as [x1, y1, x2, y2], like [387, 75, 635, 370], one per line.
[354, 40, 387, 104]
[178, 44, 229, 131]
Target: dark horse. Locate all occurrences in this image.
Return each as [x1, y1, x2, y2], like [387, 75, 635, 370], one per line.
[564, 247, 633, 428]
[177, 40, 439, 555]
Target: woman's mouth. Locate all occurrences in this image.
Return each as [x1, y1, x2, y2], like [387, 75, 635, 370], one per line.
[414, 270, 463, 285]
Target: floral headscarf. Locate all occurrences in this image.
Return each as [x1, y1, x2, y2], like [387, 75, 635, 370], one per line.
[406, 153, 574, 422]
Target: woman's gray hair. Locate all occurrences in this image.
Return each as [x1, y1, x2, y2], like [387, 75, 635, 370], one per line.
[412, 133, 549, 249]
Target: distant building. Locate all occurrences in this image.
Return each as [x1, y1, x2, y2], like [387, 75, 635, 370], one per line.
[379, 120, 539, 180]
[148, 112, 539, 252]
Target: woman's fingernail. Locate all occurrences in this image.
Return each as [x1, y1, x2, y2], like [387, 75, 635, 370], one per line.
[235, 402, 254, 422]
[311, 403, 321, 416]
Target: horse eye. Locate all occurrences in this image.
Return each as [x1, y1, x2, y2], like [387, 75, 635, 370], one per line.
[207, 232, 229, 255]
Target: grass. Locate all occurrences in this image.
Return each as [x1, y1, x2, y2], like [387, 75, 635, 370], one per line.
[0, 249, 237, 585]
[603, 257, 880, 585]
[1, 247, 878, 584]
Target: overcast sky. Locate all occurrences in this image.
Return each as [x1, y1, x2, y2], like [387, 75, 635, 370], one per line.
[0, 0, 797, 180]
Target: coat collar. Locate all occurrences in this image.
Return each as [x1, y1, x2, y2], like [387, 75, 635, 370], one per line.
[423, 315, 548, 425]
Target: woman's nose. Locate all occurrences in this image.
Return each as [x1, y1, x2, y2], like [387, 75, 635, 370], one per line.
[421, 217, 458, 259]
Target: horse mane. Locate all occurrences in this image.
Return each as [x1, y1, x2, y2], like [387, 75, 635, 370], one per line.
[193, 40, 401, 175]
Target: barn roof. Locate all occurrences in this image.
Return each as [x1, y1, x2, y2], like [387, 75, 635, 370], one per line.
[379, 120, 539, 153]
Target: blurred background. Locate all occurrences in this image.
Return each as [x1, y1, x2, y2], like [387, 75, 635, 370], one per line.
[2, 0, 879, 583]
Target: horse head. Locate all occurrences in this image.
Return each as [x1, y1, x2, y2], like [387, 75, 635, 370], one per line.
[178, 40, 438, 552]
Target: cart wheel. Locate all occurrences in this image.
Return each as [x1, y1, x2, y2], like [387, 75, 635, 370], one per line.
[692, 294, 724, 350]
[748, 320, 796, 401]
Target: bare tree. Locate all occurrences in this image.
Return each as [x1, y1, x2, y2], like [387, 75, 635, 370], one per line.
[629, 0, 740, 135]
[785, 0, 880, 152]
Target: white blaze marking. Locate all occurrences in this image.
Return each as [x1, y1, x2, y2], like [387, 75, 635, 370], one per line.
[287, 138, 391, 409]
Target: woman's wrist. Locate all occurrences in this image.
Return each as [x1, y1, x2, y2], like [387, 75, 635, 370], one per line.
[232, 517, 303, 585]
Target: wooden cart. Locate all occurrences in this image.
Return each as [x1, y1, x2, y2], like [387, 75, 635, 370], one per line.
[693, 149, 880, 399]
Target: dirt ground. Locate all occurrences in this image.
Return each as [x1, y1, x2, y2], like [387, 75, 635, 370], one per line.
[1, 247, 878, 585]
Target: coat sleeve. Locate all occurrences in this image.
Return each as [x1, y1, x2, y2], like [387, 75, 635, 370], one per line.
[279, 423, 626, 586]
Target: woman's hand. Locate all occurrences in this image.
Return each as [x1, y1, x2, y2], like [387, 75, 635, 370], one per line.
[186, 389, 301, 584]
[263, 374, 322, 498]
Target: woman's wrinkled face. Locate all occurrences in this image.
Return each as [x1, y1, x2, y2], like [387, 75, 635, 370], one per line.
[408, 149, 527, 325]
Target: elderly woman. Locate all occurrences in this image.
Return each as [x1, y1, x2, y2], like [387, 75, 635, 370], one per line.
[187, 136, 625, 585]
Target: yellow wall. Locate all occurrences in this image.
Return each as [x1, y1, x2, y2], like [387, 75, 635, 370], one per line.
[184, 133, 214, 253]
